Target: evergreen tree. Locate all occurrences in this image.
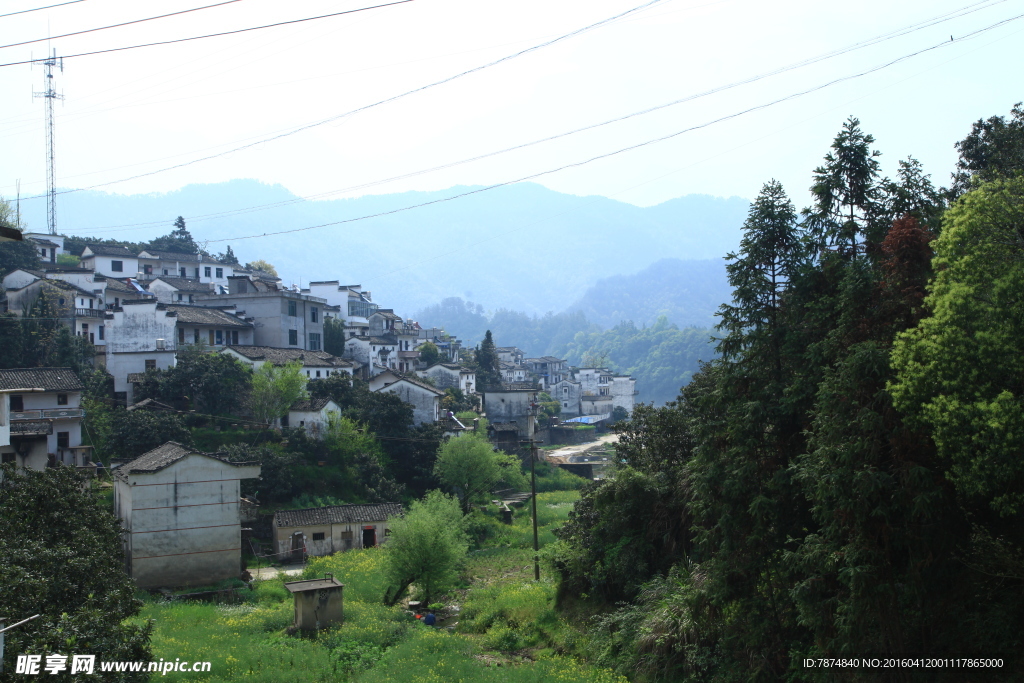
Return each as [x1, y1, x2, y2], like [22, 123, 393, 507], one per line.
[950, 101, 1024, 197]
[147, 216, 200, 254]
[474, 330, 502, 388]
[216, 244, 240, 265]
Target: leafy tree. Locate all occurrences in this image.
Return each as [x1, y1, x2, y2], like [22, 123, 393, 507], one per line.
[433, 432, 526, 514]
[324, 316, 346, 356]
[224, 443, 303, 505]
[382, 490, 468, 605]
[0, 465, 152, 681]
[104, 409, 193, 460]
[536, 391, 560, 420]
[139, 344, 251, 415]
[417, 340, 440, 367]
[441, 387, 477, 414]
[352, 450, 405, 504]
[216, 244, 240, 265]
[248, 360, 307, 424]
[890, 175, 1024, 517]
[950, 101, 1024, 197]
[147, 216, 201, 254]
[244, 259, 277, 277]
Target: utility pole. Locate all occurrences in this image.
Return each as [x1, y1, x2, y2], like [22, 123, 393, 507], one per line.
[521, 437, 540, 581]
[33, 49, 63, 235]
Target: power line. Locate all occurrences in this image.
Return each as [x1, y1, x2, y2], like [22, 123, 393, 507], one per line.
[12, 0, 671, 199]
[192, 12, 1024, 247]
[0, 0, 85, 19]
[29, 0, 1007, 220]
[0, 0, 417, 68]
[0, 0, 251, 50]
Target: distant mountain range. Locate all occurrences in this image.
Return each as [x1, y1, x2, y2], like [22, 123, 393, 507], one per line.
[24, 179, 749, 318]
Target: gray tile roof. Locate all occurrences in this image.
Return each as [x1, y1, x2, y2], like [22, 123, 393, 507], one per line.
[139, 250, 203, 263]
[83, 244, 136, 257]
[102, 278, 139, 293]
[29, 237, 58, 247]
[150, 277, 214, 292]
[0, 367, 83, 392]
[290, 397, 332, 412]
[165, 304, 252, 327]
[225, 345, 352, 368]
[274, 503, 403, 528]
[114, 441, 253, 480]
[351, 336, 396, 345]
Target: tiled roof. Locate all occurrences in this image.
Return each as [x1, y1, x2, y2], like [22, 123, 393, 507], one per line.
[372, 310, 401, 320]
[114, 441, 254, 481]
[484, 382, 540, 392]
[150, 277, 214, 292]
[350, 336, 396, 345]
[102, 278, 138, 293]
[11, 420, 52, 436]
[290, 397, 333, 412]
[165, 304, 251, 327]
[0, 367, 83, 392]
[374, 372, 445, 396]
[29, 237, 58, 247]
[139, 250, 205, 263]
[489, 422, 520, 432]
[224, 345, 352, 368]
[274, 503, 403, 528]
[83, 244, 135, 257]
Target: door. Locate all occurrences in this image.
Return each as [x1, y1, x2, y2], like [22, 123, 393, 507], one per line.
[362, 527, 376, 548]
[291, 533, 304, 562]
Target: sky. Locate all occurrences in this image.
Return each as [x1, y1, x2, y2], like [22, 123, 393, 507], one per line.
[1, 0, 1022, 237]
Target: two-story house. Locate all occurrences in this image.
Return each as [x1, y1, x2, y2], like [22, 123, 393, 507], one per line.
[165, 304, 254, 348]
[136, 250, 234, 290]
[148, 277, 216, 303]
[104, 300, 178, 404]
[344, 336, 398, 377]
[480, 382, 539, 441]
[23, 233, 65, 263]
[196, 278, 327, 351]
[525, 356, 569, 390]
[417, 362, 476, 395]
[368, 370, 444, 425]
[0, 368, 91, 470]
[79, 244, 139, 278]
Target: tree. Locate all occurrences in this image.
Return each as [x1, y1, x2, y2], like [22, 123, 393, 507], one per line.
[224, 443, 303, 505]
[140, 344, 251, 415]
[805, 117, 886, 256]
[147, 216, 201, 254]
[890, 175, 1024, 517]
[433, 432, 525, 514]
[950, 101, 1024, 197]
[244, 259, 277, 277]
[216, 244, 240, 265]
[248, 360, 307, 424]
[104, 409, 193, 460]
[382, 490, 468, 605]
[417, 341, 440, 367]
[474, 330, 502, 388]
[324, 316, 346, 356]
[56, 252, 80, 266]
[0, 196, 40, 277]
[0, 465, 152, 680]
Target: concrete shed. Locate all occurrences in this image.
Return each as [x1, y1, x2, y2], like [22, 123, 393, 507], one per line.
[284, 574, 344, 631]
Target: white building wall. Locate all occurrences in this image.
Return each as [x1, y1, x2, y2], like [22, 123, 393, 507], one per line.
[82, 254, 139, 278]
[105, 303, 178, 402]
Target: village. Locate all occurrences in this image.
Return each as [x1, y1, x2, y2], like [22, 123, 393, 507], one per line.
[0, 229, 637, 596]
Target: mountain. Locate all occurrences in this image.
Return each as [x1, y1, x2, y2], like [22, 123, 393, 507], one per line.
[566, 257, 731, 330]
[27, 180, 748, 316]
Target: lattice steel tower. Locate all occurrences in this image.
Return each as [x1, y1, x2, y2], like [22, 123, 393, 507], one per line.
[33, 49, 63, 235]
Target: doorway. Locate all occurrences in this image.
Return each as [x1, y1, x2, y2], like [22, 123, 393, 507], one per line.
[362, 527, 376, 548]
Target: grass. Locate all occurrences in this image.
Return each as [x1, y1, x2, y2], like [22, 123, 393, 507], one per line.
[135, 485, 620, 682]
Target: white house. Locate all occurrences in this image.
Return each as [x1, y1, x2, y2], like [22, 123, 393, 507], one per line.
[417, 362, 475, 395]
[166, 305, 254, 348]
[79, 244, 139, 278]
[272, 503, 402, 559]
[24, 233, 64, 263]
[114, 442, 260, 588]
[368, 370, 444, 425]
[148, 277, 216, 304]
[221, 345, 355, 379]
[480, 383, 539, 441]
[136, 250, 234, 290]
[344, 336, 398, 377]
[551, 377, 583, 417]
[0, 368, 91, 470]
[105, 300, 178, 405]
[282, 397, 342, 437]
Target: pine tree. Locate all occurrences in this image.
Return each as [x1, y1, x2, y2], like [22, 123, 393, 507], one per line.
[474, 330, 502, 389]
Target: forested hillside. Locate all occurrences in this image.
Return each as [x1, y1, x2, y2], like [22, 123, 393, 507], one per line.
[551, 107, 1024, 681]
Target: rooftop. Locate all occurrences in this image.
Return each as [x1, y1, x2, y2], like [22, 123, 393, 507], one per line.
[290, 397, 334, 412]
[274, 503, 403, 528]
[284, 576, 344, 593]
[150, 277, 215, 292]
[224, 345, 352, 368]
[83, 244, 135, 257]
[114, 441, 255, 480]
[165, 304, 252, 327]
[0, 367, 83, 392]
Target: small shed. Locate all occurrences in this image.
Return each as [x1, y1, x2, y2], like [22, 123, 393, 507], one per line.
[284, 574, 345, 631]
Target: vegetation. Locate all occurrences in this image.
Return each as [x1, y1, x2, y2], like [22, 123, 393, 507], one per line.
[417, 340, 440, 366]
[433, 432, 526, 513]
[0, 465, 152, 680]
[249, 360, 308, 424]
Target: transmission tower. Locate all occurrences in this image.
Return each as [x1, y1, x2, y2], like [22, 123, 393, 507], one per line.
[33, 49, 63, 236]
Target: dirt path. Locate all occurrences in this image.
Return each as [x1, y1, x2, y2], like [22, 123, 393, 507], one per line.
[541, 432, 619, 462]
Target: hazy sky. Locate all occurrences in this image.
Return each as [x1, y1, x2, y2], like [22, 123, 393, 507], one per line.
[2, 0, 1022, 235]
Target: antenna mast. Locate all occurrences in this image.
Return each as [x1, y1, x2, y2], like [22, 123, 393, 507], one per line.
[33, 48, 63, 235]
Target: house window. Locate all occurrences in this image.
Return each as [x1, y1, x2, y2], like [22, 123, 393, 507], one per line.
[310, 307, 318, 323]
[179, 328, 185, 344]
[111, 260, 123, 272]
[280, 414, 289, 427]
[215, 330, 223, 345]
[316, 370, 321, 378]
[145, 359, 156, 370]
[288, 300, 297, 317]
[194, 268, 200, 278]
[563, 402, 568, 408]
[205, 267, 212, 277]
[1, 453, 14, 464]
[312, 532, 325, 541]
[209, 330, 215, 345]
[194, 328, 200, 343]
[309, 333, 321, 351]
[231, 330, 238, 345]
[563, 387, 569, 395]
[163, 269, 169, 275]
[289, 329, 298, 345]
[177, 293, 184, 301]
[384, 528, 392, 537]
[215, 268, 223, 278]
[57, 432, 69, 448]
[58, 298, 65, 306]
[98, 325, 104, 341]
[57, 393, 68, 406]
[180, 268, 187, 277]
[10, 395, 23, 412]
[144, 264, 153, 275]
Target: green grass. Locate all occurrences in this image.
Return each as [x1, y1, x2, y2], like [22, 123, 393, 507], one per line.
[136, 490, 622, 683]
